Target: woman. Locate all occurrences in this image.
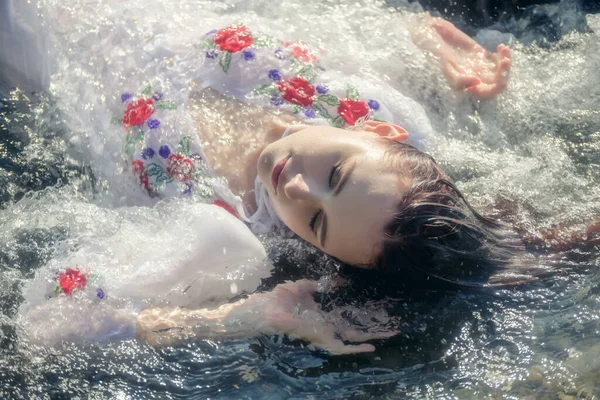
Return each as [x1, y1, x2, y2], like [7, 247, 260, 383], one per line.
[130, 17, 522, 353]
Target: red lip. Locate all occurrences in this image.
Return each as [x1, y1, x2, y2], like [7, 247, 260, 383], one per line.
[271, 155, 290, 194]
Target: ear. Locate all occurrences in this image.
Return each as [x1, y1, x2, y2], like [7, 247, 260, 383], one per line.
[361, 121, 409, 142]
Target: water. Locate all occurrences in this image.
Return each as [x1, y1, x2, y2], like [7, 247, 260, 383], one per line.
[1, 0, 600, 398]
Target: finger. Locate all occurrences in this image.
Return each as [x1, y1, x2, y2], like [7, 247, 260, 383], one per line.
[466, 82, 501, 100]
[340, 329, 398, 342]
[321, 342, 377, 355]
[497, 44, 512, 60]
[443, 61, 480, 90]
[281, 279, 319, 294]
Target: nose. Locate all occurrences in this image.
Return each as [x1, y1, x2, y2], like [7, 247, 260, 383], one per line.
[283, 173, 318, 202]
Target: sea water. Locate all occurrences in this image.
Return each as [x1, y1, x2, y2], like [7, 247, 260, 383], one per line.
[1, 0, 599, 398]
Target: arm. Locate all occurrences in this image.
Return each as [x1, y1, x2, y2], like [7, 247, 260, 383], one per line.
[136, 280, 395, 355]
[409, 13, 512, 100]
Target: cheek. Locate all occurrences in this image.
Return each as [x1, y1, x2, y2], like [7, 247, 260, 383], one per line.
[270, 199, 313, 239]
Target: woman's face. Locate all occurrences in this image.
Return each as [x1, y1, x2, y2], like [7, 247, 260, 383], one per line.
[257, 125, 411, 266]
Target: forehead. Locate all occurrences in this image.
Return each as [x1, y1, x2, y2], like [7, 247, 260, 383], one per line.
[324, 153, 406, 265]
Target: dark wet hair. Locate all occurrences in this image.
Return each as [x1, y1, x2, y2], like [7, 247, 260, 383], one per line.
[372, 142, 539, 288]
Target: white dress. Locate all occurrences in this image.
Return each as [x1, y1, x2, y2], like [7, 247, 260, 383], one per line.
[11, 10, 434, 344]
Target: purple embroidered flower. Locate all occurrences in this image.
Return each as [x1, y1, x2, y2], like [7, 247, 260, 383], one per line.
[303, 109, 316, 118]
[152, 92, 163, 101]
[97, 288, 105, 299]
[121, 92, 133, 102]
[206, 29, 218, 35]
[159, 145, 171, 159]
[274, 48, 286, 59]
[147, 119, 160, 129]
[242, 49, 255, 61]
[316, 85, 328, 94]
[142, 147, 155, 159]
[206, 49, 219, 59]
[183, 183, 193, 195]
[190, 153, 203, 163]
[268, 69, 282, 81]
[368, 99, 380, 111]
[271, 97, 284, 106]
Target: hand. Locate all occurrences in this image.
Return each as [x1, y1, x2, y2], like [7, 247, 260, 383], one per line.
[249, 280, 397, 355]
[412, 15, 512, 100]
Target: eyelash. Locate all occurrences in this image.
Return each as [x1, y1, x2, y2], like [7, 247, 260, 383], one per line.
[309, 163, 341, 234]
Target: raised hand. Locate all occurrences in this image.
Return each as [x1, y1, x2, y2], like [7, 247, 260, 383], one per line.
[412, 15, 512, 100]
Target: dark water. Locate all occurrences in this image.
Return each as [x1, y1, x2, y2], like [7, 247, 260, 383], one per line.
[1, 1, 600, 399]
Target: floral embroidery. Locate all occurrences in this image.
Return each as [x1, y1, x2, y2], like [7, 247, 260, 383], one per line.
[214, 25, 254, 53]
[316, 84, 328, 94]
[167, 154, 195, 182]
[59, 268, 86, 295]
[277, 77, 315, 107]
[242, 49, 255, 61]
[132, 160, 151, 190]
[142, 147, 155, 159]
[116, 86, 177, 129]
[54, 269, 105, 299]
[268, 69, 282, 81]
[196, 25, 256, 73]
[123, 97, 155, 128]
[283, 41, 317, 63]
[147, 118, 160, 129]
[158, 145, 171, 159]
[368, 99, 380, 110]
[337, 99, 370, 126]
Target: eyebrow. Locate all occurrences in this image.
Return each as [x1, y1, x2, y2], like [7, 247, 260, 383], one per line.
[319, 161, 356, 248]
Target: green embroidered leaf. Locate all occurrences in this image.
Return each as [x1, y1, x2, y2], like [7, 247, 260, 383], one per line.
[292, 106, 301, 114]
[87, 273, 101, 284]
[141, 85, 153, 96]
[155, 100, 177, 110]
[331, 116, 345, 128]
[252, 84, 277, 96]
[54, 285, 61, 295]
[317, 94, 340, 107]
[254, 34, 274, 47]
[218, 51, 232, 73]
[177, 136, 192, 156]
[111, 116, 123, 125]
[124, 129, 145, 155]
[346, 85, 360, 100]
[197, 40, 214, 50]
[311, 102, 332, 120]
[296, 65, 316, 82]
[145, 163, 173, 185]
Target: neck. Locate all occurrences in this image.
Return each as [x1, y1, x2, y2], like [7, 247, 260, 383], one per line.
[189, 88, 294, 212]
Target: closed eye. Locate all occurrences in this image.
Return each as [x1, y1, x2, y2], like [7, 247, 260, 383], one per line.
[309, 209, 322, 233]
[328, 162, 342, 189]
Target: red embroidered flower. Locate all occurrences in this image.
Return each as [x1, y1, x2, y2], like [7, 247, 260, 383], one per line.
[213, 25, 254, 53]
[167, 154, 195, 182]
[132, 160, 150, 190]
[59, 269, 87, 295]
[284, 41, 317, 63]
[213, 200, 238, 218]
[123, 97, 155, 128]
[277, 77, 315, 107]
[337, 99, 370, 126]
